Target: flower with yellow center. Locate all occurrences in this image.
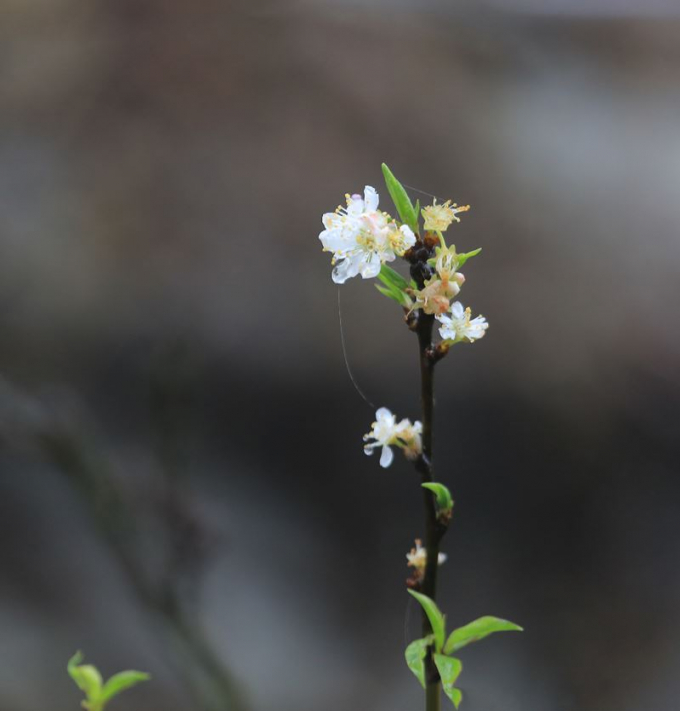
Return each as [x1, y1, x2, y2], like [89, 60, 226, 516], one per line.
[436, 302, 488, 344]
[319, 186, 416, 284]
[363, 407, 422, 468]
[421, 200, 470, 233]
[406, 539, 447, 581]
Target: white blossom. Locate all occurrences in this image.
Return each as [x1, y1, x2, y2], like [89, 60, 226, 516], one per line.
[436, 302, 488, 343]
[319, 187, 416, 284]
[363, 407, 422, 468]
[406, 539, 447, 572]
[421, 200, 470, 233]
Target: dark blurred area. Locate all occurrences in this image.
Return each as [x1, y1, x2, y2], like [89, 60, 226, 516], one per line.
[1, 1, 680, 710]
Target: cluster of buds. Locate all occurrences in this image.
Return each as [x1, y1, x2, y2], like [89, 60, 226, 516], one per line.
[412, 245, 466, 316]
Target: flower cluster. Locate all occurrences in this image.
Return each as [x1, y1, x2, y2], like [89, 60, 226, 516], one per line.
[319, 187, 416, 284]
[411, 225, 488, 343]
[363, 407, 422, 468]
[318, 175, 488, 468]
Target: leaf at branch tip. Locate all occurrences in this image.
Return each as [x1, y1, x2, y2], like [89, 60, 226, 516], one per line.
[434, 654, 463, 709]
[375, 284, 407, 307]
[68, 652, 103, 702]
[444, 616, 523, 655]
[421, 483, 454, 513]
[381, 163, 418, 232]
[68, 651, 84, 676]
[456, 248, 482, 268]
[100, 670, 151, 704]
[379, 264, 409, 291]
[407, 589, 446, 652]
[404, 635, 433, 689]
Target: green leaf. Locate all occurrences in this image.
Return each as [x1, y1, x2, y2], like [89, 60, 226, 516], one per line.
[414, 199, 421, 230]
[456, 248, 482, 268]
[379, 264, 409, 291]
[381, 163, 418, 231]
[421, 483, 454, 513]
[405, 635, 433, 689]
[408, 590, 446, 652]
[100, 671, 151, 704]
[68, 652, 102, 702]
[68, 651, 84, 680]
[434, 654, 463, 709]
[375, 284, 407, 306]
[444, 616, 523, 654]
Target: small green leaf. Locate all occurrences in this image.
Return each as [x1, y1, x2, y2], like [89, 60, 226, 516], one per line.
[376, 276, 406, 300]
[382, 163, 418, 231]
[408, 590, 446, 652]
[379, 264, 409, 291]
[414, 199, 421, 231]
[375, 284, 407, 306]
[421, 483, 454, 513]
[456, 248, 482, 268]
[434, 654, 463, 709]
[68, 652, 102, 702]
[100, 671, 151, 704]
[444, 616, 523, 654]
[68, 651, 84, 679]
[405, 635, 433, 689]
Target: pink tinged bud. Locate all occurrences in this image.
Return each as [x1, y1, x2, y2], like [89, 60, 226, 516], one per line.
[432, 296, 450, 314]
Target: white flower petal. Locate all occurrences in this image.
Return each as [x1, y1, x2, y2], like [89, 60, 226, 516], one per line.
[376, 407, 392, 420]
[359, 252, 382, 279]
[332, 258, 358, 284]
[380, 445, 394, 468]
[322, 213, 339, 229]
[438, 324, 455, 340]
[347, 194, 365, 216]
[364, 185, 379, 212]
[320, 229, 349, 254]
[399, 224, 416, 248]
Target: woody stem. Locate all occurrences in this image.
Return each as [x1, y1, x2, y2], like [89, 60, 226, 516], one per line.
[417, 312, 443, 711]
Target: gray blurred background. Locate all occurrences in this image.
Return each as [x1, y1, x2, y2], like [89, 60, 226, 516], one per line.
[2, 1, 680, 710]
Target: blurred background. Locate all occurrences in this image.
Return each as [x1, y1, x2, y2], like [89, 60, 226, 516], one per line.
[2, 1, 680, 710]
